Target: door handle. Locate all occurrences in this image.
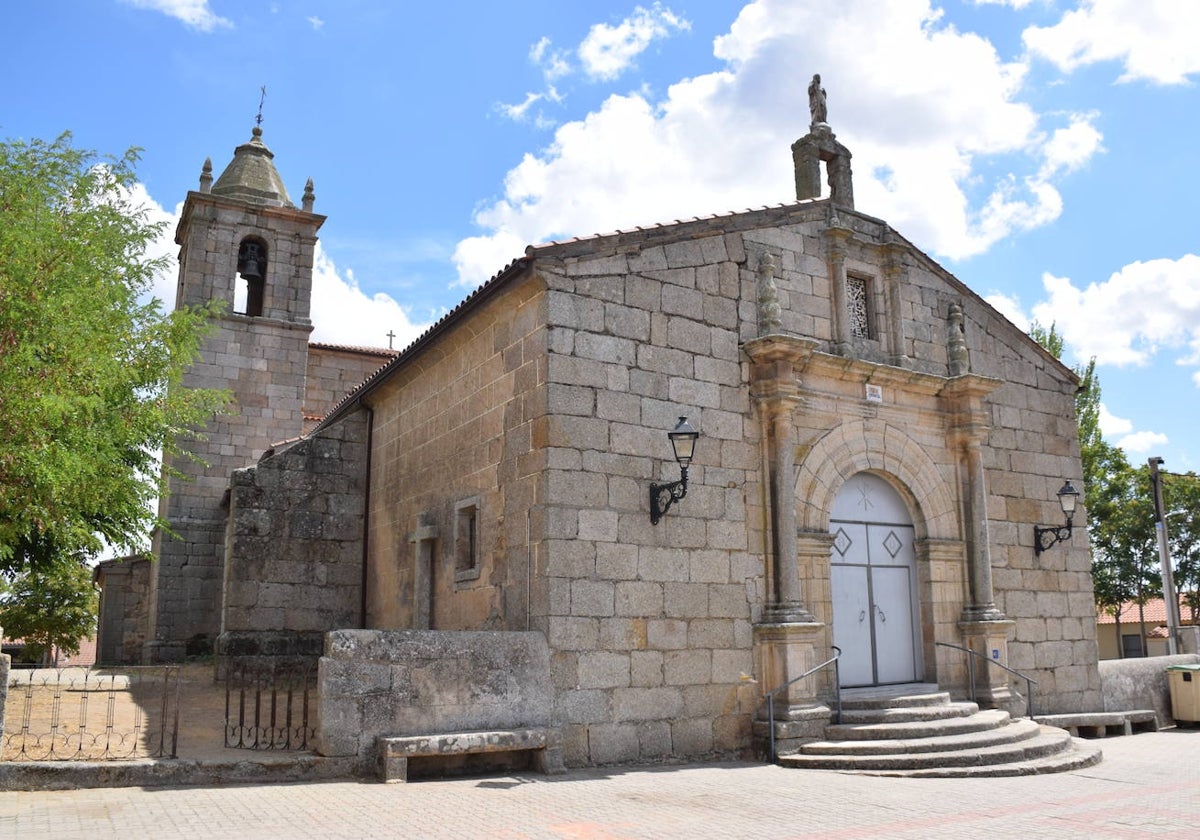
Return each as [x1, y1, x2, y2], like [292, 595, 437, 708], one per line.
[858, 610, 867, 623]
[875, 606, 887, 623]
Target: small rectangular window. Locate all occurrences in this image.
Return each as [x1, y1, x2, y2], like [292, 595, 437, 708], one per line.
[454, 498, 480, 583]
[847, 274, 873, 339]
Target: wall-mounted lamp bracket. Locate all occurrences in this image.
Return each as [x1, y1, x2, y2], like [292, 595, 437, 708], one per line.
[649, 416, 699, 525]
[1034, 479, 1081, 556]
[650, 468, 689, 526]
[1034, 520, 1073, 555]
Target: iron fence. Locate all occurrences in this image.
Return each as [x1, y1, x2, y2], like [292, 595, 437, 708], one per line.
[3, 667, 180, 761]
[223, 662, 315, 751]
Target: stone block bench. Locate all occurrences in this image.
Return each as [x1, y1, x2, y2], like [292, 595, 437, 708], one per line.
[1034, 710, 1158, 738]
[377, 727, 565, 783]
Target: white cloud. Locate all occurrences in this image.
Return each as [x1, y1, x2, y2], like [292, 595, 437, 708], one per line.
[1099, 403, 1133, 436]
[1023, 0, 1200, 84]
[1031, 256, 1200, 369]
[308, 245, 429, 349]
[1117, 429, 1170, 454]
[578, 3, 691, 81]
[531, 37, 572, 81]
[308, 16, 324, 31]
[123, 0, 232, 32]
[457, 0, 1098, 286]
[984, 292, 1030, 331]
[1038, 114, 1103, 178]
[973, 0, 1034, 8]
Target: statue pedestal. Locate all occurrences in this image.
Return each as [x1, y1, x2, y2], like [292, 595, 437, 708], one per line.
[958, 619, 1020, 714]
[753, 620, 833, 756]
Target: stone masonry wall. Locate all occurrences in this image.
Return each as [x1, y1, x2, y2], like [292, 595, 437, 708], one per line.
[94, 557, 151, 666]
[533, 227, 763, 766]
[304, 345, 394, 431]
[221, 408, 369, 641]
[363, 271, 547, 633]
[150, 314, 312, 659]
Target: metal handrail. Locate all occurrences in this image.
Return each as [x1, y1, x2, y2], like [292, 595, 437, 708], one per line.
[936, 641, 1038, 718]
[763, 646, 841, 761]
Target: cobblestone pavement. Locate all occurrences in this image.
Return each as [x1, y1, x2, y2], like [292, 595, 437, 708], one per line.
[2, 729, 1197, 839]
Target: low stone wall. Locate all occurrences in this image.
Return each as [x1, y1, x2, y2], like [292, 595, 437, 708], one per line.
[1100, 653, 1200, 723]
[222, 410, 368, 640]
[316, 629, 553, 767]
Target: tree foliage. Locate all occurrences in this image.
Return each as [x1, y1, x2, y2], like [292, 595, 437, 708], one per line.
[0, 553, 99, 663]
[1032, 322, 1199, 642]
[0, 133, 227, 571]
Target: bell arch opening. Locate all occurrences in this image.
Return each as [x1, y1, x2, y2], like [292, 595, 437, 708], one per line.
[234, 237, 268, 317]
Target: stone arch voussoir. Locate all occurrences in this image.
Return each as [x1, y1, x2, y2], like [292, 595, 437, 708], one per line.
[796, 419, 957, 540]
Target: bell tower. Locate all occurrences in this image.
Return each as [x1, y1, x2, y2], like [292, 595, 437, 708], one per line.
[144, 126, 325, 663]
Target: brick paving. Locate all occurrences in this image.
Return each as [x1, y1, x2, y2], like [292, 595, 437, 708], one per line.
[2, 728, 1198, 839]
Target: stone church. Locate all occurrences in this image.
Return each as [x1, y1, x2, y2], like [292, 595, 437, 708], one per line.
[97, 88, 1103, 772]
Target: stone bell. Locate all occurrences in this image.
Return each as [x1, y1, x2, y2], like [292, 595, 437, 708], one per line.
[237, 241, 265, 280]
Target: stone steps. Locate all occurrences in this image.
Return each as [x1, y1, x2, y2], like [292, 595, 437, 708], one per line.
[836, 700, 980, 726]
[802, 714, 1039, 755]
[776, 685, 1103, 777]
[780, 726, 1072, 772]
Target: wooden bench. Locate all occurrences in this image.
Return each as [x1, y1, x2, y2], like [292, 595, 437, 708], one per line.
[1034, 710, 1158, 738]
[377, 727, 565, 783]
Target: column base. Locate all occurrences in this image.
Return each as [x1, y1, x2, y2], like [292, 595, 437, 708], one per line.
[753, 619, 832, 720]
[753, 704, 832, 758]
[958, 618, 1021, 714]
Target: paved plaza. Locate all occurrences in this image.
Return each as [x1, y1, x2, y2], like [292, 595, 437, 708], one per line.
[2, 728, 1197, 839]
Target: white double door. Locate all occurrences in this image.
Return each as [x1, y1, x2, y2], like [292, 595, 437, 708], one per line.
[829, 474, 922, 687]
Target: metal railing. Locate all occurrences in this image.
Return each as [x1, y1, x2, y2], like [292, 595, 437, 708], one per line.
[936, 641, 1038, 718]
[3, 667, 180, 761]
[762, 646, 841, 761]
[224, 663, 315, 751]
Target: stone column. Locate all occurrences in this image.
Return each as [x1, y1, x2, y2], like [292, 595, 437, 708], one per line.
[743, 336, 828, 751]
[940, 374, 1015, 709]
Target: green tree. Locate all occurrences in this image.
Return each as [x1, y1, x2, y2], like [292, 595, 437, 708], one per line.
[0, 133, 227, 571]
[1031, 323, 1151, 645]
[0, 553, 99, 664]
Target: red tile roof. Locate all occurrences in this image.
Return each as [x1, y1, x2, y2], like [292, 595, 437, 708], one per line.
[1097, 595, 1199, 624]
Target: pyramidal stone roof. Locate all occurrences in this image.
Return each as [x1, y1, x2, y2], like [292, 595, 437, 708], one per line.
[210, 126, 294, 207]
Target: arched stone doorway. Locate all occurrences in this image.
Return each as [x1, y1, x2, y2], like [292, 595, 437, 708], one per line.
[829, 472, 923, 687]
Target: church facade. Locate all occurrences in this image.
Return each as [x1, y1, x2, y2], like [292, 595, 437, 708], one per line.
[100, 108, 1102, 767]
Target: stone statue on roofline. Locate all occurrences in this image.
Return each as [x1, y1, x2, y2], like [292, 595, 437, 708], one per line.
[808, 74, 828, 127]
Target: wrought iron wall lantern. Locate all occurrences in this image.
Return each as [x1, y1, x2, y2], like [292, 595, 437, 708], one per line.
[1034, 480, 1081, 555]
[649, 417, 700, 525]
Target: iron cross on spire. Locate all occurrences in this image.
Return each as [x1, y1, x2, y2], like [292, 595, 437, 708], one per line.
[256, 85, 266, 127]
[386, 330, 396, 350]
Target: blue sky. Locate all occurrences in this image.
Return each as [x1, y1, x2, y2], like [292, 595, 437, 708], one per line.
[4, 0, 1199, 473]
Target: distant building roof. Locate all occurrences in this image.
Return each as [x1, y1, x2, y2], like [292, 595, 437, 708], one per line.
[1096, 595, 1199, 625]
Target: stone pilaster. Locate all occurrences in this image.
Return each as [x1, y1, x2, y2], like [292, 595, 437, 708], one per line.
[882, 232, 911, 368]
[824, 224, 853, 357]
